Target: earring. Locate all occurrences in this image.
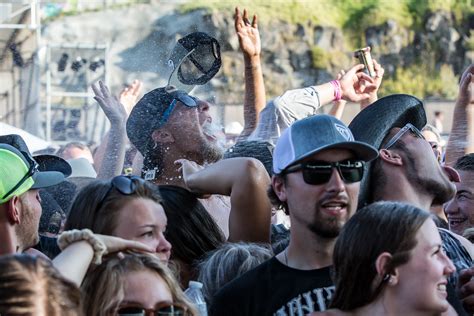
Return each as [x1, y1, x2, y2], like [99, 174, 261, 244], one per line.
[383, 274, 390, 282]
[153, 142, 158, 149]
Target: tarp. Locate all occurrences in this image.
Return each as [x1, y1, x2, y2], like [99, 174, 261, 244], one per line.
[0, 122, 52, 153]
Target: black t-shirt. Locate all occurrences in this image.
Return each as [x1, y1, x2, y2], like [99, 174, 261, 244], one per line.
[210, 257, 334, 316]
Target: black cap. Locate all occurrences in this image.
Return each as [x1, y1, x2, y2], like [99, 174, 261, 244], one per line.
[348, 94, 426, 207]
[126, 87, 196, 156]
[167, 32, 221, 92]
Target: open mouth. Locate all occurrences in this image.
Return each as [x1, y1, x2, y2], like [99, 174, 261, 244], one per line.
[437, 283, 446, 292]
[320, 201, 348, 215]
[202, 120, 221, 142]
[448, 218, 467, 228]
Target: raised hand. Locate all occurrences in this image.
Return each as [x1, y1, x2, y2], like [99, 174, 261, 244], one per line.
[234, 7, 260, 59]
[94, 234, 154, 255]
[92, 80, 127, 127]
[174, 159, 211, 198]
[119, 79, 143, 116]
[175, 159, 204, 184]
[358, 59, 385, 108]
[457, 64, 474, 107]
[339, 64, 376, 103]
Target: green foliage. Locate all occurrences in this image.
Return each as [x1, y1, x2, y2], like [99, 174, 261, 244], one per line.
[310, 46, 330, 69]
[380, 64, 458, 99]
[467, 36, 474, 51]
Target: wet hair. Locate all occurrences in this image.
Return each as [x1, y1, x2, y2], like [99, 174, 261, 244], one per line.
[64, 178, 162, 235]
[81, 253, 196, 316]
[454, 153, 474, 172]
[142, 140, 165, 178]
[158, 185, 225, 265]
[330, 201, 430, 310]
[0, 255, 82, 315]
[197, 242, 273, 305]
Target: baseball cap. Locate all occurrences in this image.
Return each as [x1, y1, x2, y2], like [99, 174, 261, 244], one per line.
[126, 87, 196, 156]
[167, 32, 221, 93]
[0, 134, 71, 203]
[348, 94, 426, 207]
[273, 114, 378, 174]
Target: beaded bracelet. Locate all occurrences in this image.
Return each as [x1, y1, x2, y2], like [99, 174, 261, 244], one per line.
[57, 229, 107, 265]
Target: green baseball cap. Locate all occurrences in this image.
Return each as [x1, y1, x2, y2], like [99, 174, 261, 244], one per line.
[0, 144, 35, 203]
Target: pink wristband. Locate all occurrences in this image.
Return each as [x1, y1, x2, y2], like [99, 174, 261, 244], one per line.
[330, 80, 342, 101]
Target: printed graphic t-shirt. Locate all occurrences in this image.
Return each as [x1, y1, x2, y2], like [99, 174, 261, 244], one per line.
[210, 257, 334, 316]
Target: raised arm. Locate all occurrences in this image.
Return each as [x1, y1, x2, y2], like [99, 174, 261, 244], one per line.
[235, 7, 266, 139]
[445, 65, 474, 166]
[52, 232, 153, 286]
[92, 81, 142, 178]
[177, 158, 271, 244]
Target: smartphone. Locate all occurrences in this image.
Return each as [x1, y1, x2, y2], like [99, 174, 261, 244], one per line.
[354, 47, 376, 78]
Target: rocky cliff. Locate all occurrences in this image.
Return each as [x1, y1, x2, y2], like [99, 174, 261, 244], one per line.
[41, 2, 474, 107]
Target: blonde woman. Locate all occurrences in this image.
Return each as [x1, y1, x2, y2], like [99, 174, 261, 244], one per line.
[81, 252, 197, 316]
[0, 255, 82, 316]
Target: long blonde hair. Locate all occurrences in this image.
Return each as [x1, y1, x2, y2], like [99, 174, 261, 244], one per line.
[81, 252, 196, 316]
[0, 255, 82, 316]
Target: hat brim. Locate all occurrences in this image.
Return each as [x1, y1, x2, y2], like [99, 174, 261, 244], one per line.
[348, 94, 427, 207]
[31, 155, 71, 189]
[287, 141, 379, 170]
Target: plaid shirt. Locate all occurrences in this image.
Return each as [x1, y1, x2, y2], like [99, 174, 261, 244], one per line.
[439, 228, 473, 286]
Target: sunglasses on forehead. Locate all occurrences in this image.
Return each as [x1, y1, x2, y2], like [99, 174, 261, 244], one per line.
[95, 175, 145, 212]
[281, 160, 365, 185]
[2, 152, 39, 200]
[383, 123, 425, 149]
[117, 303, 187, 316]
[159, 91, 198, 126]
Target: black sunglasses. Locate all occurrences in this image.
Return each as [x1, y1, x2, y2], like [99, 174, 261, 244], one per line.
[95, 175, 144, 211]
[117, 303, 187, 316]
[2, 152, 38, 200]
[282, 160, 365, 185]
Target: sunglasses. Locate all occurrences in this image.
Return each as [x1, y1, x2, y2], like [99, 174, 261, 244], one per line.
[117, 303, 187, 316]
[383, 123, 425, 149]
[282, 160, 365, 185]
[2, 152, 38, 199]
[159, 91, 198, 126]
[95, 175, 144, 211]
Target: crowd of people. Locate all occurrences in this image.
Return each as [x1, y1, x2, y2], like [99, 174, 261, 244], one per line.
[1, 6, 474, 316]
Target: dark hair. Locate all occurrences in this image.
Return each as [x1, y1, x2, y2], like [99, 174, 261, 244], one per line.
[454, 153, 474, 172]
[330, 201, 430, 310]
[370, 129, 406, 203]
[266, 175, 289, 215]
[0, 255, 82, 315]
[65, 178, 162, 235]
[158, 185, 225, 265]
[142, 141, 165, 178]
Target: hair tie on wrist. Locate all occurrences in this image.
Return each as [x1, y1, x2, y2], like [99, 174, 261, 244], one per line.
[330, 80, 342, 102]
[57, 229, 107, 265]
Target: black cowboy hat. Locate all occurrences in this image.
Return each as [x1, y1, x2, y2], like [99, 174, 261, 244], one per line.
[348, 94, 427, 208]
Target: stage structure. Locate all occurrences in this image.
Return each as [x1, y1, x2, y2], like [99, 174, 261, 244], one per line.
[0, 1, 110, 145]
